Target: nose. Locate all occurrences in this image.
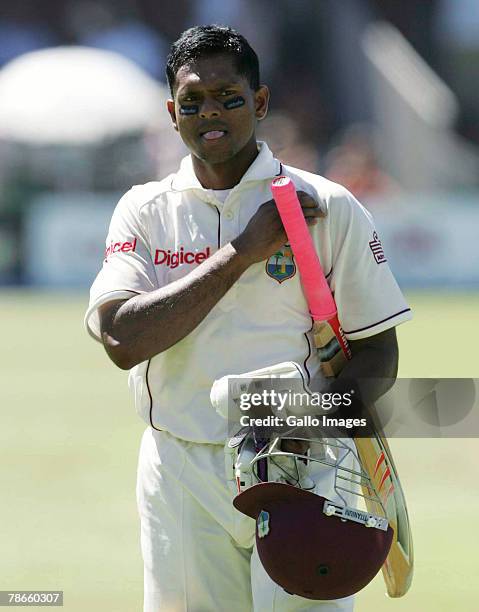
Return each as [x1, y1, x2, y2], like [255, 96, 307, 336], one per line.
[199, 97, 221, 119]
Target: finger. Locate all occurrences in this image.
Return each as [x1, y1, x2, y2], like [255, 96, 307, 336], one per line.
[303, 207, 323, 217]
[309, 207, 327, 218]
[302, 205, 327, 218]
[297, 192, 327, 218]
[281, 439, 310, 454]
[297, 191, 317, 207]
[303, 212, 323, 225]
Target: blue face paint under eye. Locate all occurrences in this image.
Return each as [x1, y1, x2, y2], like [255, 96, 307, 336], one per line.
[179, 105, 199, 115]
[224, 96, 245, 110]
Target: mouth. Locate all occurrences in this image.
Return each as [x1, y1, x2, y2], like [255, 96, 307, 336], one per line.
[200, 129, 228, 141]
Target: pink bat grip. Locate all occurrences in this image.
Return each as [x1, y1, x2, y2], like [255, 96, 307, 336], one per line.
[271, 176, 337, 321]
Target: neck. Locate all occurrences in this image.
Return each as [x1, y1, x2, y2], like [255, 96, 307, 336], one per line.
[192, 139, 259, 189]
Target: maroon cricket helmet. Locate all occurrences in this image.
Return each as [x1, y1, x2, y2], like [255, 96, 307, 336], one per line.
[234, 482, 393, 600]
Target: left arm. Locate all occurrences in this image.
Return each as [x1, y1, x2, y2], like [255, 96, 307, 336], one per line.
[282, 328, 398, 451]
[321, 327, 399, 410]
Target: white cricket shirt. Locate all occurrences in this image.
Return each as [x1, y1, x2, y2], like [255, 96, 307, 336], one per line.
[85, 142, 411, 443]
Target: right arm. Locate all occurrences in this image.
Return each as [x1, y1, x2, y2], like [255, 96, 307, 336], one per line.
[99, 193, 322, 369]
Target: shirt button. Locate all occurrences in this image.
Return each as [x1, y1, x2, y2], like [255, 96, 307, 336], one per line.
[225, 211, 234, 220]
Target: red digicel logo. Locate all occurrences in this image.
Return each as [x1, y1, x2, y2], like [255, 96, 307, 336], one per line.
[104, 238, 137, 260]
[154, 246, 211, 268]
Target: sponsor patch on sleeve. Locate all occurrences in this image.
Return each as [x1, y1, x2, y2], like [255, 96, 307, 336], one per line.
[104, 238, 137, 261]
[369, 232, 387, 264]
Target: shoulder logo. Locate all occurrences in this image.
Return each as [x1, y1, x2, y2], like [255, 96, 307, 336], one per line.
[104, 238, 137, 262]
[266, 245, 296, 283]
[369, 232, 387, 264]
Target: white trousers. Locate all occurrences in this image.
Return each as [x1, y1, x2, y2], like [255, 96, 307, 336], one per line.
[136, 427, 355, 612]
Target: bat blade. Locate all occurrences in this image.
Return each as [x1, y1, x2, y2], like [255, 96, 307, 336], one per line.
[271, 175, 413, 597]
[355, 435, 414, 597]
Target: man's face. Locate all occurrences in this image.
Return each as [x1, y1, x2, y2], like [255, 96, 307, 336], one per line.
[167, 53, 269, 164]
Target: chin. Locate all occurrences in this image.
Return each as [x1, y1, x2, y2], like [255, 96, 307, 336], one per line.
[197, 146, 237, 165]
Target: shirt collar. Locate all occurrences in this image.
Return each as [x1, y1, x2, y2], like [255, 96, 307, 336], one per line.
[171, 141, 281, 192]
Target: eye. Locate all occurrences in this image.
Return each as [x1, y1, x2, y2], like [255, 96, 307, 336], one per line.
[180, 93, 199, 103]
[219, 90, 235, 96]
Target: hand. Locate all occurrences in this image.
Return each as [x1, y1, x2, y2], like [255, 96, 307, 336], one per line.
[232, 191, 325, 265]
[280, 439, 310, 455]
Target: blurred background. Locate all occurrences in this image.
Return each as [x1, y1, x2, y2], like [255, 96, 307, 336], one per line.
[1, 1, 478, 611]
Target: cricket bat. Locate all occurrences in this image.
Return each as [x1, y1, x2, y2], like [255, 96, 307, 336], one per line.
[271, 175, 413, 598]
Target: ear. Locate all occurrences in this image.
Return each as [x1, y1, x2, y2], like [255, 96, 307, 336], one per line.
[167, 99, 178, 131]
[254, 85, 270, 121]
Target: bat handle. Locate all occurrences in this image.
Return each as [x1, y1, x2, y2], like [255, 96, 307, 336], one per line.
[271, 176, 337, 320]
[271, 176, 352, 375]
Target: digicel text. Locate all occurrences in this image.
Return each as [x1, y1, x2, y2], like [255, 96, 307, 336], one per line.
[105, 238, 137, 259]
[154, 247, 211, 268]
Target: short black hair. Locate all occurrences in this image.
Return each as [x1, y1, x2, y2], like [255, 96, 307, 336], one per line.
[166, 25, 260, 96]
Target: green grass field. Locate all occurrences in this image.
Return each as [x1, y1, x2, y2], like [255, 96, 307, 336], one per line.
[1, 290, 478, 611]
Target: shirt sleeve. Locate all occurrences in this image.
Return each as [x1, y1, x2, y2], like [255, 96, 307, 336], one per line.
[328, 188, 412, 340]
[84, 188, 158, 342]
